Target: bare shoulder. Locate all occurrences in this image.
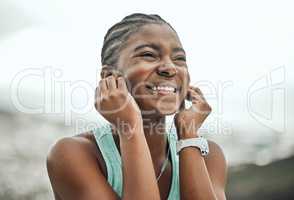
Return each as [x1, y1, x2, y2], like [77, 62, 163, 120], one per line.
[204, 140, 228, 188]
[46, 131, 107, 178]
[46, 132, 99, 183]
[46, 132, 114, 200]
[205, 140, 227, 164]
[46, 132, 99, 166]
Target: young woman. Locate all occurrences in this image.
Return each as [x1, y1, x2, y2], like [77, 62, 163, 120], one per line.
[46, 13, 227, 200]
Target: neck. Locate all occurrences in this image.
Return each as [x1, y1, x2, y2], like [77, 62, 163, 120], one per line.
[111, 114, 170, 164]
[141, 114, 169, 163]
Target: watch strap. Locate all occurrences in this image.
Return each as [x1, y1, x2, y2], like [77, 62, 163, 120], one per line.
[176, 137, 209, 156]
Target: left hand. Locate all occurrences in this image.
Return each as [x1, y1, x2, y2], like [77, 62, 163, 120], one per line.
[174, 86, 212, 139]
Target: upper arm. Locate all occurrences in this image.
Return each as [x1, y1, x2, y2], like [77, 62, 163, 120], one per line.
[204, 140, 228, 200]
[46, 137, 119, 200]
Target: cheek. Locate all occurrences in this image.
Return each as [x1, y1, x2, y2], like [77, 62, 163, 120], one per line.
[179, 69, 190, 99]
[179, 69, 190, 87]
[124, 63, 154, 87]
[184, 68, 190, 82]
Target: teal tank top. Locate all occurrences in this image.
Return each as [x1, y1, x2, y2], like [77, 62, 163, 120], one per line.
[92, 121, 180, 200]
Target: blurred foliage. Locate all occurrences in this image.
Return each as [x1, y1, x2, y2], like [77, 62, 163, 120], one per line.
[0, 111, 293, 200]
[227, 156, 294, 200]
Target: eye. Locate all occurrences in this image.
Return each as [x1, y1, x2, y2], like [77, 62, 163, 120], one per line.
[137, 51, 158, 62]
[141, 52, 155, 58]
[174, 56, 186, 62]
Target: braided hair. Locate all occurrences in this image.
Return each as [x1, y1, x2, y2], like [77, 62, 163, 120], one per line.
[101, 13, 176, 69]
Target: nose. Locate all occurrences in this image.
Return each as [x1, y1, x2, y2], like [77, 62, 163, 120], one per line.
[156, 61, 177, 78]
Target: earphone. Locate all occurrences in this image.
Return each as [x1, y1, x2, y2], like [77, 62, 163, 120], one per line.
[184, 99, 193, 110]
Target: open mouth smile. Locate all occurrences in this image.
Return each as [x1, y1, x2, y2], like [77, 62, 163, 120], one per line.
[145, 83, 180, 96]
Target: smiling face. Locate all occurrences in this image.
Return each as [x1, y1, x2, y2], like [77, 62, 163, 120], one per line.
[116, 23, 190, 116]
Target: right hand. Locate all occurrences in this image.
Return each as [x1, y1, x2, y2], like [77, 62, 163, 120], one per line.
[95, 73, 143, 137]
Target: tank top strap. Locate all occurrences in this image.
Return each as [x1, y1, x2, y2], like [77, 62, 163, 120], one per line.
[167, 127, 181, 200]
[92, 120, 180, 199]
[92, 122, 123, 197]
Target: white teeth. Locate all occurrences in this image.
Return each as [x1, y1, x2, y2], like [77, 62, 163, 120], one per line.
[152, 86, 176, 92]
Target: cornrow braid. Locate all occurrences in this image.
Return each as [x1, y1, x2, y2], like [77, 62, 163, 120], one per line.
[101, 13, 176, 67]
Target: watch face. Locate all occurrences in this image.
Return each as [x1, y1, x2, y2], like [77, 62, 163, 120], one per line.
[200, 138, 209, 156]
[176, 137, 210, 156]
[201, 149, 209, 156]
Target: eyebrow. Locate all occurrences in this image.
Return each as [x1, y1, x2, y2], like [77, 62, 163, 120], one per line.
[172, 47, 186, 55]
[133, 43, 186, 55]
[134, 43, 161, 52]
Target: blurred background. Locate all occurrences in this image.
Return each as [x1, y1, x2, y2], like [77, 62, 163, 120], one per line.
[0, 0, 293, 199]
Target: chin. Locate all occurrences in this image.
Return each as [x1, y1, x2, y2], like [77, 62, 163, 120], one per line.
[138, 104, 176, 117]
[137, 97, 181, 116]
[155, 105, 179, 116]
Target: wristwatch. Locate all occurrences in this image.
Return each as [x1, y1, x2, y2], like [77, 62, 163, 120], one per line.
[176, 137, 209, 156]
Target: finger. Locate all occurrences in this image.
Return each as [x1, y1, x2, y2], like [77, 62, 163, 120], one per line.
[99, 79, 107, 97]
[191, 98, 202, 105]
[95, 82, 105, 110]
[112, 69, 124, 78]
[179, 99, 185, 111]
[189, 86, 204, 96]
[189, 89, 205, 103]
[106, 75, 117, 91]
[190, 87, 208, 102]
[190, 100, 205, 114]
[191, 97, 211, 114]
[190, 103, 198, 112]
[188, 89, 202, 101]
[94, 86, 102, 110]
[185, 89, 192, 101]
[117, 76, 128, 92]
[100, 65, 114, 78]
[95, 86, 100, 99]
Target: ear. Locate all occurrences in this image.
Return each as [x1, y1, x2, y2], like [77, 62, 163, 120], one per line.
[179, 99, 185, 111]
[186, 89, 192, 101]
[100, 65, 118, 78]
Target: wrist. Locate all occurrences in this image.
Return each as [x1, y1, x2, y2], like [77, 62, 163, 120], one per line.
[176, 136, 210, 156]
[117, 120, 144, 140]
[176, 122, 202, 139]
[177, 129, 200, 140]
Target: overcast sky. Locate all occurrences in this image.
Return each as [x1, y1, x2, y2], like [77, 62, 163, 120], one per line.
[0, 0, 293, 142]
